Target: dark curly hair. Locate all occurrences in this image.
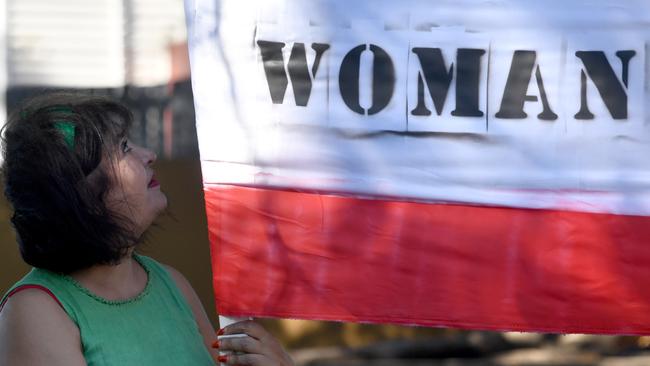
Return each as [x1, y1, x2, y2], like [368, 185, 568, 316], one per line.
[1, 92, 139, 274]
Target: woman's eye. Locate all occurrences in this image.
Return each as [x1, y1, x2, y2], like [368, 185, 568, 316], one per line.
[121, 140, 132, 153]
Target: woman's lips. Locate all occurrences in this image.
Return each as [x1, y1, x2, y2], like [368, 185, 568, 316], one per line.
[148, 177, 160, 188]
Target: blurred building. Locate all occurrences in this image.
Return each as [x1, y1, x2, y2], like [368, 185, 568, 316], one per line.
[2, 0, 197, 158]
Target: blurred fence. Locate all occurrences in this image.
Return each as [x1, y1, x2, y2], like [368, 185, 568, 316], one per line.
[6, 80, 198, 158]
[3, 0, 194, 159]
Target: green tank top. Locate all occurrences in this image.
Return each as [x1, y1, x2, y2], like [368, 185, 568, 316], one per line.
[1, 254, 216, 366]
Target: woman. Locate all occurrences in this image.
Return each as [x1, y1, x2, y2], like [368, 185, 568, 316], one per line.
[0, 93, 294, 365]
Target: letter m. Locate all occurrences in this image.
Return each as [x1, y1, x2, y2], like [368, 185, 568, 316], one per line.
[256, 41, 330, 106]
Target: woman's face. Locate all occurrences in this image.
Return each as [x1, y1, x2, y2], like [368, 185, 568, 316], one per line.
[103, 138, 167, 236]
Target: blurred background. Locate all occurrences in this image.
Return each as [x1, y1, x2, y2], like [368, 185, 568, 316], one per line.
[2, 0, 650, 365]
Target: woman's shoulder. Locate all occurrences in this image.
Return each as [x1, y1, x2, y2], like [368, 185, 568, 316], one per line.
[0, 268, 76, 329]
[0, 287, 86, 365]
[1, 286, 70, 324]
[1, 268, 68, 311]
[162, 263, 192, 290]
[134, 254, 192, 293]
[2, 283, 61, 308]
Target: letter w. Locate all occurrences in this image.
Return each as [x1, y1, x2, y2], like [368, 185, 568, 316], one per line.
[256, 41, 330, 106]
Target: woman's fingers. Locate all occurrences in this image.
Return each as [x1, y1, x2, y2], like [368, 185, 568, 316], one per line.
[221, 353, 267, 366]
[219, 320, 270, 341]
[215, 321, 294, 366]
[217, 335, 262, 354]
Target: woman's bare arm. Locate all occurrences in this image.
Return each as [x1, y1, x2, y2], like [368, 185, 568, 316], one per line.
[0, 289, 87, 366]
[164, 265, 220, 360]
[164, 265, 295, 366]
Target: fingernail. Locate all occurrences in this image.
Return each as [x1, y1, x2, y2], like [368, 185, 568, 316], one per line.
[218, 355, 228, 363]
[217, 328, 225, 336]
[211, 340, 220, 348]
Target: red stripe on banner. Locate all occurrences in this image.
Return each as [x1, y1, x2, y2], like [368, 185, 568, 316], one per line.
[206, 184, 650, 334]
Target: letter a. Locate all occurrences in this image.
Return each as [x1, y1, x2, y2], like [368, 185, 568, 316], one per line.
[496, 51, 558, 120]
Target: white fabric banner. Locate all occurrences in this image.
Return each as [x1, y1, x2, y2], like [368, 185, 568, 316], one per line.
[186, 0, 650, 216]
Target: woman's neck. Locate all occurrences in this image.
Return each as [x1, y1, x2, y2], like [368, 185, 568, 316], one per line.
[68, 251, 148, 301]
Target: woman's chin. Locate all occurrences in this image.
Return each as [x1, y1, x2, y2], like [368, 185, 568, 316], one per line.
[151, 190, 168, 212]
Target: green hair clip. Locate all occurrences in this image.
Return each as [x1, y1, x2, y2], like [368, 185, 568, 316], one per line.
[20, 105, 77, 150]
[51, 106, 76, 150]
[54, 120, 76, 149]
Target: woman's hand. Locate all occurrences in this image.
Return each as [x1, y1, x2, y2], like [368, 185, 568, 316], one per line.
[213, 320, 294, 366]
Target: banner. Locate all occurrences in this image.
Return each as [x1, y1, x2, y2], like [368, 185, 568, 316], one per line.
[186, 0, 650, 334]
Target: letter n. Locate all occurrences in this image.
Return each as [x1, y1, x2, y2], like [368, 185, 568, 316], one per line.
[574, 50, 636, 120]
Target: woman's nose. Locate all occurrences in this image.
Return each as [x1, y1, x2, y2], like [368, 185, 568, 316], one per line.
[140, 146, 156, 165]
[147, 150, 157, 165]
